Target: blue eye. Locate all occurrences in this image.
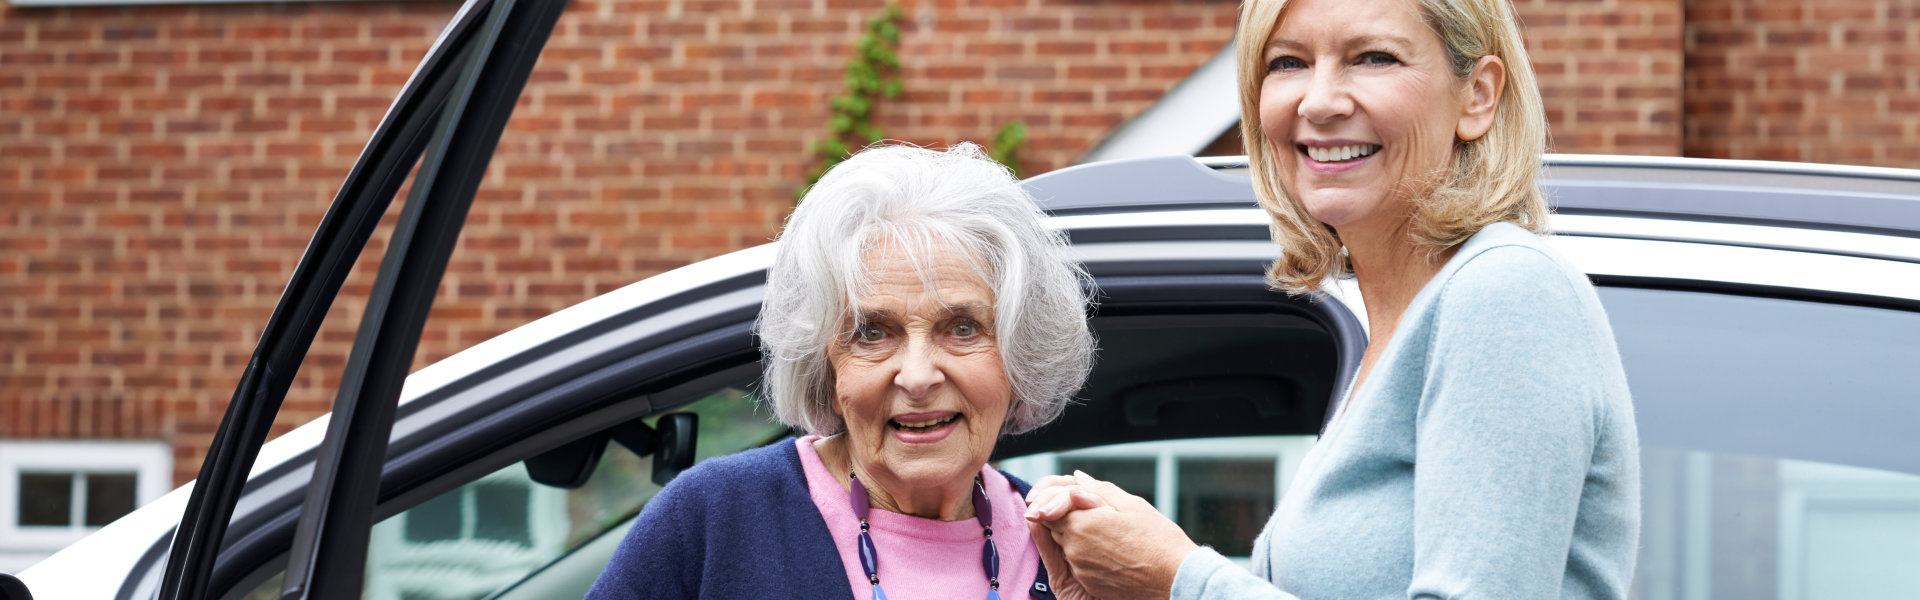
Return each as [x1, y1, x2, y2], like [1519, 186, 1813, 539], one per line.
[1267, 56, 1306, 72]
[1359, 52, 1399, 66]
[952, 323, 977, 338]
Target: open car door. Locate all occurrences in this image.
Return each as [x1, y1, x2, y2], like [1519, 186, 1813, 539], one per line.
[119, 0, 573, 598]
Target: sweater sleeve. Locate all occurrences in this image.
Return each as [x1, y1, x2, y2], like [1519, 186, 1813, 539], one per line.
[584, 473, 708, 599]
[1407, 245, 1602, 599]
[1170, 547, 1303, 600]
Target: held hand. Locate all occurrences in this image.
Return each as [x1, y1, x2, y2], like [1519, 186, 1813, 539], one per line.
[1031, 472, 1200, 600]
[1024, 475, 1083, 523]
[1026, 475, 1103, 600]
[1028, 515, 1098, 600]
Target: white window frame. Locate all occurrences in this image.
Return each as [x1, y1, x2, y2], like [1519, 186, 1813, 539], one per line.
[999, 434, 1317, 564]
[0, 440, 172, 558]
[1776, 460, 1920, 600]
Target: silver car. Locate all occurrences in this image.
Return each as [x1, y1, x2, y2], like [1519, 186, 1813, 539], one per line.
[11, 0, 1920, 596]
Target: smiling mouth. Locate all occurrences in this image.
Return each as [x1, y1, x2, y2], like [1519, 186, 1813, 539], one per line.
[1300, 144, 1381, 163]
[890, 413, 959, 434]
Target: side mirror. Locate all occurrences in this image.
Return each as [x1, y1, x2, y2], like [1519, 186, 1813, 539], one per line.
[0, 573, 34, 600]
[649, 413, 698, 486]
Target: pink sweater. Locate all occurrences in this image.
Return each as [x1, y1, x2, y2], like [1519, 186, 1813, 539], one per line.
[796, 437, 1041, 600]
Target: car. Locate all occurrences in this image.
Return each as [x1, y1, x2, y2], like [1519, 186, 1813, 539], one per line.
[12, 0, 1920, 596]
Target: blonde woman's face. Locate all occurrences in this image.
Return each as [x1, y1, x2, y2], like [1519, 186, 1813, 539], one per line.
[1257, 0, 1471, 234]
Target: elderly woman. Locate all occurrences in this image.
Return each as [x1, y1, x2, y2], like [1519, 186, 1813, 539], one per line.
[588, 143, 1093, 599]
[1025, 0, 1639, 599]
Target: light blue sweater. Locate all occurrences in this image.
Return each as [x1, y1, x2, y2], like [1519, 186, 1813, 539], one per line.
[1173, 222, 1640, 599]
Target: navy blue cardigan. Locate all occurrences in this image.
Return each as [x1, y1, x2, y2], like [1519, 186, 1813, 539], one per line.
[586, 440, 1050, 599]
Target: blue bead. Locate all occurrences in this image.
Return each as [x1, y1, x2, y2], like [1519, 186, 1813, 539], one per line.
[985, 590, 1001, 600]
[858, 531, 879, 576]
[874, 585, 889, 600]
[850, 476, 872, 520]
[981, 539, 999, 579]
[971, 478, 993, 525]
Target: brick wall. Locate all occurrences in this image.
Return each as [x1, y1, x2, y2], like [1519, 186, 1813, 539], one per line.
[1516, 0, 1685, 155]
[1685, 0, 1920, 165]
[2, 0, 1917, 485]
[0, 0, 1243, 484]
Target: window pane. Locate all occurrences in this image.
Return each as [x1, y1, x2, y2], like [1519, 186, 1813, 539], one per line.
[19, 472, 73, 527]
[1057, 457, 1156, 501]
[1599, 288, 1920, 476]
[1176, 458, 1274, 557]
[403, 491, 462, 543]
[473, 481, 531, 547]
[84, 472, 138, 526]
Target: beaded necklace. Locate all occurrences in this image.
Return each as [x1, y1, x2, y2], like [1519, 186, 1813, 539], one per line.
[848, 473, 1003, 600]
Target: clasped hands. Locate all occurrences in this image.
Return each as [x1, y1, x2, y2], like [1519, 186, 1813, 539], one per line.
[1022, 471, 1201, 600]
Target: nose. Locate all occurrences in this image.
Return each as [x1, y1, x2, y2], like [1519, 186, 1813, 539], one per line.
[1297, 66, 1352, 124]
[893, 339, 945, 399]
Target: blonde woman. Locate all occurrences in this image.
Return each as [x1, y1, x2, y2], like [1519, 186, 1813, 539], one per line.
[1024, 0, 1640, 598]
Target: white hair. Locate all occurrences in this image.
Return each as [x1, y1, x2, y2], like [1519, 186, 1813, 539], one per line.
[758, 143, 1095, 436]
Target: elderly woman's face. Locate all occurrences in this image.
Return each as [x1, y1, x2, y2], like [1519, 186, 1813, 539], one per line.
[828, 242, 1011, 497]
[1257, 0, 1476, 233]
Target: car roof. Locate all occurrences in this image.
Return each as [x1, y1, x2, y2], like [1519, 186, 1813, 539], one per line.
[1028, 153, 1920, 240]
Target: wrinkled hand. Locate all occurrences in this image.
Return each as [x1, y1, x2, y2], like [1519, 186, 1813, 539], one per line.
[1025, 472, 1200, 600]
[1025, 476, 1102, 600]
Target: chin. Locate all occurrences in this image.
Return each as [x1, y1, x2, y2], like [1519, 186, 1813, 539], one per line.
[875, 465, 971, 498]
[1302, 201, 1366, 228]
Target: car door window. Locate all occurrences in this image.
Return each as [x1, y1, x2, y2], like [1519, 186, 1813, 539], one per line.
[1598, 287, 1920, 600]
[234, 385, 787, 600]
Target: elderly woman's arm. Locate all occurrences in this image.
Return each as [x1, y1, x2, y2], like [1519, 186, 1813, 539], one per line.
[586, 476, 707, 599]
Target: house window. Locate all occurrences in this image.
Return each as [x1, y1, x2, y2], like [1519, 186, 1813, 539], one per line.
[0, 440, 172, 572]
[1000, 435, 1317, 560]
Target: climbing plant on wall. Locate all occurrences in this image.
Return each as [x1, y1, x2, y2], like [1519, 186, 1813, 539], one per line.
[797, 4, 1031, 200]
[798, 4, 905, 200]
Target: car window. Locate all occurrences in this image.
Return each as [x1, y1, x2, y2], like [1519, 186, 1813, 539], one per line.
[999, 436, 1317, 564]
[1598, 286, 1920, 599]
[1598, 287, 1920, 476]
[233, 385, 787, 600]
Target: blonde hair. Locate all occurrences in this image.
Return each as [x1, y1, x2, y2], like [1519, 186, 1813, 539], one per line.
[1234, 0, 1550, 294]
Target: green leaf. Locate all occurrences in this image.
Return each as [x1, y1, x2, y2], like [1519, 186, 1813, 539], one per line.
[806, 3, 908, 201]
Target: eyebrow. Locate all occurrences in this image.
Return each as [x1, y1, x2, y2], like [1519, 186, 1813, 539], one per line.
[940, 302, 993, 320]
[1265, 33, 1417, 53]
[1351, 34, 1416, 49]
[852, 302, 992, 324]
